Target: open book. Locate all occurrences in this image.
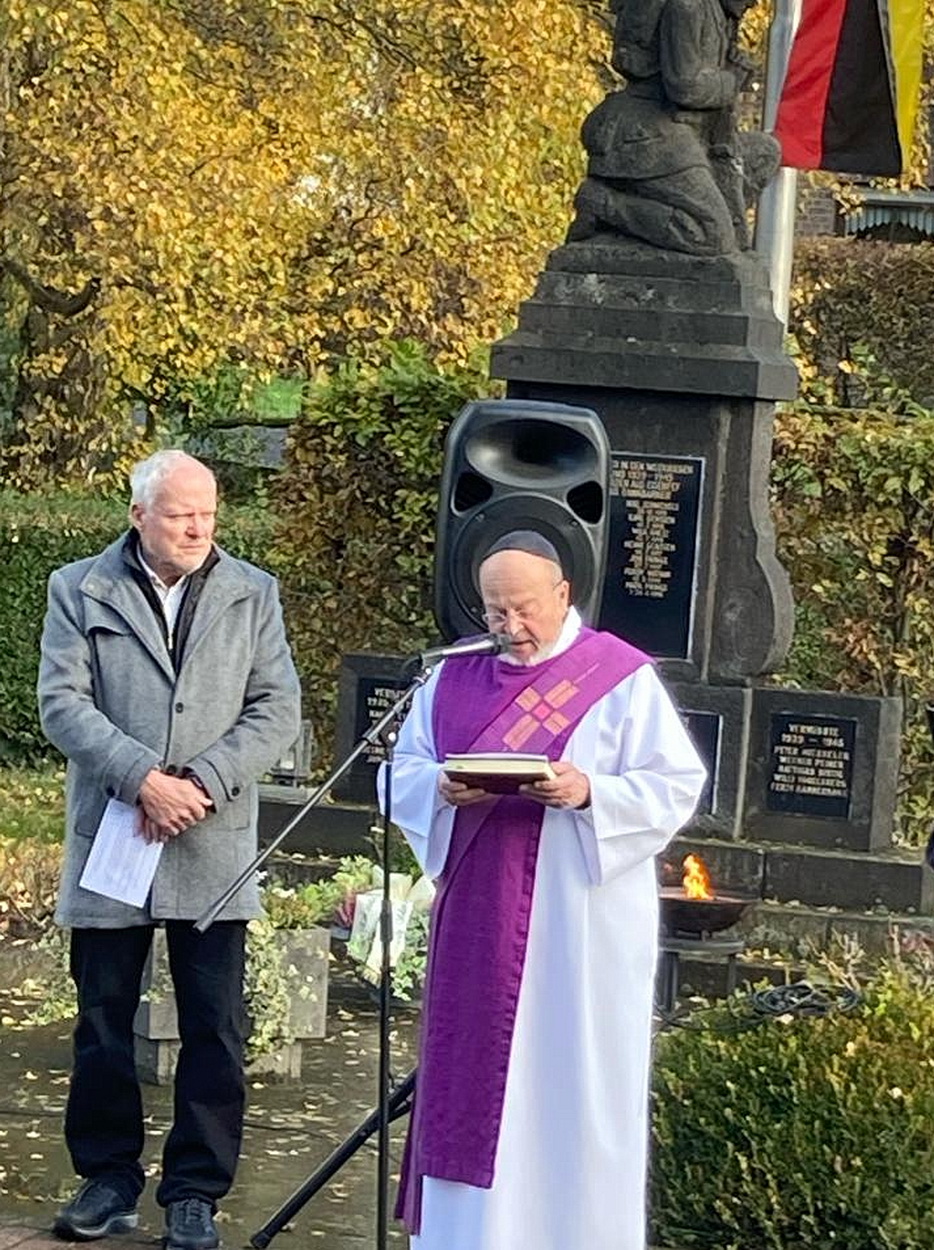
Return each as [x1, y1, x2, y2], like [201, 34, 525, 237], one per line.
[442, 752, 556, 795]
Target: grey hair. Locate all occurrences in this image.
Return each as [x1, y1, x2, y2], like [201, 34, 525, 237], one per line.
[129, 450, 214, 508]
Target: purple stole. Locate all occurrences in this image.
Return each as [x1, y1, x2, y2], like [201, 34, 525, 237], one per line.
[396, 627, 650, 1232]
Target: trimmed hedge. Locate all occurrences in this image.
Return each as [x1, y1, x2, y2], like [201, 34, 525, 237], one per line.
[269, 340, 489, 762]
[650, 963, 934, 1250]
[790, 238, 934, 408]
[0, 491, 277, 762]
[771, 404, 934, 845]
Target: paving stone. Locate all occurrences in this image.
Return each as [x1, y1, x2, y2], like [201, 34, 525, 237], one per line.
[0, 970, 417, 1250]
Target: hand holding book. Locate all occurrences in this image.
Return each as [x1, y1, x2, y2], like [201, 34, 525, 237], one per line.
[442, 753, 557, 796]
[441, 754, 591, 808]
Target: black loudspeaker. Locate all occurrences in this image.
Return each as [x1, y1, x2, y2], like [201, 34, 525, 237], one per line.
[434, 399, 611, 641]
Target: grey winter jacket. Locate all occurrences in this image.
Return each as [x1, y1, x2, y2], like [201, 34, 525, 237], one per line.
[38, 534, 301, 927]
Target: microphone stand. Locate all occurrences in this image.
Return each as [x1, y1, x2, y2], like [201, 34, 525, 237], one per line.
[195, 660, 434, 1250]
[249, 1068, 416, 1248]
[376, 714, 398, 1250]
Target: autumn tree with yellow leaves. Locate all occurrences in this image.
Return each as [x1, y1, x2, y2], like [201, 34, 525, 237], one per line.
[5, 0, 930, 491]
[0, 0, 607, 486]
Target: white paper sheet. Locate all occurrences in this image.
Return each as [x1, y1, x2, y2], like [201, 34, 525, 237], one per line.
[79, 798, 162, 907]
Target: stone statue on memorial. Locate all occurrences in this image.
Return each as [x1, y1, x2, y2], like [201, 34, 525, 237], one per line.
[566, 0, 780, 256]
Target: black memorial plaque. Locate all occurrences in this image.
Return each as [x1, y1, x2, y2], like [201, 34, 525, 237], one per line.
[331, 653, 412, 805]
[598, 453, 703, 659]
[765, 713, 856, 820]
[682, 710, 721, 817]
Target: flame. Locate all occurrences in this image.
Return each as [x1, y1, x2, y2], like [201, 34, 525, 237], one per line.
[682, 854, 713, 900]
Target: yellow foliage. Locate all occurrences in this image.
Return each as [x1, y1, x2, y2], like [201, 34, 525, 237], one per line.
[0, 836, 62, 937]
[1, 0, 606, 484]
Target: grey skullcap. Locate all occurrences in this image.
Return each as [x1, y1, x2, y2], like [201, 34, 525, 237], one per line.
[482, 529, 564, 573]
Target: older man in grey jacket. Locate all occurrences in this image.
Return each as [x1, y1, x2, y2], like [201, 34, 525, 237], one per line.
[38, 450, 301, 1250]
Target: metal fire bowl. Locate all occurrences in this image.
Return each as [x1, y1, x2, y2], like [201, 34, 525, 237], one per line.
[658, 888, 754, 935]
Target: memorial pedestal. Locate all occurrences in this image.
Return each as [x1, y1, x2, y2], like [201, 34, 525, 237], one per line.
[491, 239, 797, 686]
[488, 234, 919, 966]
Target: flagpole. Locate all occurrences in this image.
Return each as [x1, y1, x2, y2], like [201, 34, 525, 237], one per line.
[754, 0, 803, 327]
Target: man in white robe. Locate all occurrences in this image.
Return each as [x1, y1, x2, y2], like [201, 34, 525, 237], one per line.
[381, 531, 706, 1250]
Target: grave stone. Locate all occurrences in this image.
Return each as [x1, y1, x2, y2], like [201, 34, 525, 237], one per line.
[133, 928, 329, 1085]
[744, 687, 902, 852]
[331, 652, 413, 805]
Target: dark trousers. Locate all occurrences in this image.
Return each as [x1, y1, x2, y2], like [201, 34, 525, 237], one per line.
[66, 921, 247, 1209]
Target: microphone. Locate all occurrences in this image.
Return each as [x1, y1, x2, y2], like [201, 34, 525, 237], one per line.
[418, 633, 512, 666]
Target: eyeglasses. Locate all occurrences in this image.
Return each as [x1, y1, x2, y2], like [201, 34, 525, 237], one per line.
[481, 579, 565, 629]
[482, 606, 533, 628]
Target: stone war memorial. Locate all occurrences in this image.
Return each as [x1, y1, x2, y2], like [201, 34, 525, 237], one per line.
[487, 0, 932, 981]
[306, 0, 933, 989]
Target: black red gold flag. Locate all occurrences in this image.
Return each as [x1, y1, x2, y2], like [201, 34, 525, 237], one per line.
[773, 0, 924, 176]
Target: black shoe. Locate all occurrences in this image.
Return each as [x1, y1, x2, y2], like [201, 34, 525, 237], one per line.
[163, 1198, 220, 1250]
[53, 1178, 139, 1241]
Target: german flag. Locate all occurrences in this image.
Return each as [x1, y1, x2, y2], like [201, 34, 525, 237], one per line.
[773, 0, 924, 176]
